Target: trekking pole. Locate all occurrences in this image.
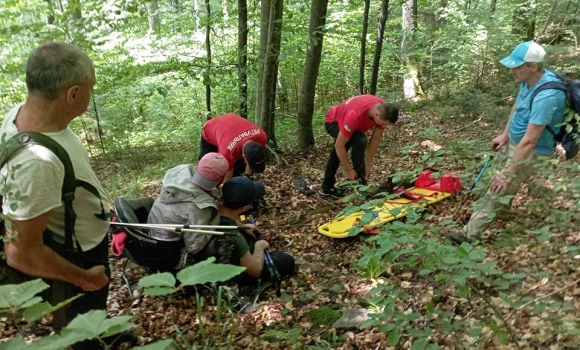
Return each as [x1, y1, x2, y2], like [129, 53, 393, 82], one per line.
[248, 216, 282, 297]
[109, 222, 237, 236]
[453, 155, 494, 222]
[110, 222, 238, 230]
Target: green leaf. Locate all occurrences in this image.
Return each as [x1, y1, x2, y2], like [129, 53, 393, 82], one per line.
[143, 286, 175, 296]
[66, 309, 108, 336]
[495, 329, 509, 345]
[502, 272, 525, 280]
[133, 339, 175, 350]
[0, 337, 27, 350]
[138, 272, 176, 288]
[468, 248, 485, 261]
[407, 328, 433, 338]
[9, 202, 18, 212]
[411, 338, 427, 350]
[23, 301, 52, 323]
[0, 279, 50, 309]
[101, 319, 135, 338]
[387, 329, 400, 346]
[177, 258, 246, 286]
[532, 302, 547, 313]
[19, 296, 43, 308]
[30, 327, 93, 350]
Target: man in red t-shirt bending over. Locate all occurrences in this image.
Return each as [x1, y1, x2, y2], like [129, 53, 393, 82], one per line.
[200, 113, 268, 181]
[320, 95, 399, 198]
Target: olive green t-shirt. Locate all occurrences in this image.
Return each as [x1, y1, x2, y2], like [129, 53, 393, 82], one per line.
[220, 217, 251, 258]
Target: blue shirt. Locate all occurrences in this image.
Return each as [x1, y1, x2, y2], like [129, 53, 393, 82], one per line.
[509, 70, 566, 155]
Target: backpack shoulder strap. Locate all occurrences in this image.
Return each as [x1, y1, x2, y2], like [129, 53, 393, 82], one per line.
[0, 132, 79, 251]
[528, 81, 568, 138]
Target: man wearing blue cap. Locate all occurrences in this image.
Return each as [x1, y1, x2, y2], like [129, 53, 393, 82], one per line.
[447, 41, 566, 245]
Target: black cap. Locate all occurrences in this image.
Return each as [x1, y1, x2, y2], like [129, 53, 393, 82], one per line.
[243, 141, 266, 173]
[222, 177, 266, 209]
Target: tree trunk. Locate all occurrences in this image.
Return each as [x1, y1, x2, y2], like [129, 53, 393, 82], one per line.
[369, 0, 390, 95]
[296, 0, 330, 149]
[540, 0, 559, 36]
[359, 0, 370, 95]
[255, 0, 272, 121]
[489, 0, 497, 18]
[402, 0, 419, 99]
[512, 0, 536, 41]
[45, 0, 55, 24]
[258, 0, 281, 147]
[237, 0, 248, 118]
[205, 0, 211, 117]
[222, 0, 229, 22]
[70, 0, 81, 19]
[145, 0, 161, 34]
[264, 0, 284, 148]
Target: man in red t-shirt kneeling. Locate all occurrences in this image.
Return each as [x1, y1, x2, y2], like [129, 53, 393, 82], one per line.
[320, 95, 399, 198]
[200, 113, 268, 181]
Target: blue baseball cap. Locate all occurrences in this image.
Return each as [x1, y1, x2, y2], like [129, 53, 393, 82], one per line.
[499, 41, 546, 68]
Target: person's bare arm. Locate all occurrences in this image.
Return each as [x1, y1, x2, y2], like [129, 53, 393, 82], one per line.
[492, 104, 516, 151]
[364, 127, 384, 179]
[334, 133, 357, 180]
[223, 169, 234, 182]
[239, 240, 269, 278]
[508, 123, 544, 172]
[4, 212, 108, 291]
[490, 123, 544, 193]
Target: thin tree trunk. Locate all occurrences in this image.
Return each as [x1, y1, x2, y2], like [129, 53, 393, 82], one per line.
[205, 0, 211, 117]
[45, 0, 55, 24]
[359, 0, 370, 95]
[70, 0, 81, 19]
[255, 0, 272, 121]
[222, 0, 229, 22]
[264, 0, 284, 148]
[369, 0, 390, 95]
[541, 0, 559, 36]
[512, 0, 536, 41]
[237, 0, 248, 118]
[296, 0, 330, 149]
[258, 0, 278, 142]
[145, 0, 160, 34]
[490, 0, 497, 19]
[402, 0, 419, 99]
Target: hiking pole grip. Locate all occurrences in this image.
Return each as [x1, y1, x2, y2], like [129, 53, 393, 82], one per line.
[248, 216, 282, 297]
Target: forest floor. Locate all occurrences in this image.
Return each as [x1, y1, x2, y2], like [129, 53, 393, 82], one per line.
[99, 107, 580, 349]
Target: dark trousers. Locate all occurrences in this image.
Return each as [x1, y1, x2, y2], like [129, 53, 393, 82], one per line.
[199, 136, 246, 177]
[321, 122, 368, 190]
[0, 234, 110, 350]
[200, 235, 295, 281]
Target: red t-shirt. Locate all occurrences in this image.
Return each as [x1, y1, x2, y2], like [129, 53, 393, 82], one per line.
[325, 95, 386, 137]
[202, 113, 268, 169]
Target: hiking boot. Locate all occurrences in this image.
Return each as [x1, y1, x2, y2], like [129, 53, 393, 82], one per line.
[445, 232, 474, 246]
[319, 187, 346, 198]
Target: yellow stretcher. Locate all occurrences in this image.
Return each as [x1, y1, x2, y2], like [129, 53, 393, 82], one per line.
[317, 172, 461, 239]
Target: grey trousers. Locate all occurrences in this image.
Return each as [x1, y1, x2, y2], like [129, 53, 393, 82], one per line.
[462, 142, 549, 239]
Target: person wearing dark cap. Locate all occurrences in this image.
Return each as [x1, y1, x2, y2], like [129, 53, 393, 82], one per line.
[199, 113, 267, 181]
[196, 177, 295, 280]
[147, 152, 230, 268]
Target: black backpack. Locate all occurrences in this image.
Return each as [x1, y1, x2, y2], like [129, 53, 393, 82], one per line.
[0, 132, 108, 279]
[529, 71, 580, 160]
